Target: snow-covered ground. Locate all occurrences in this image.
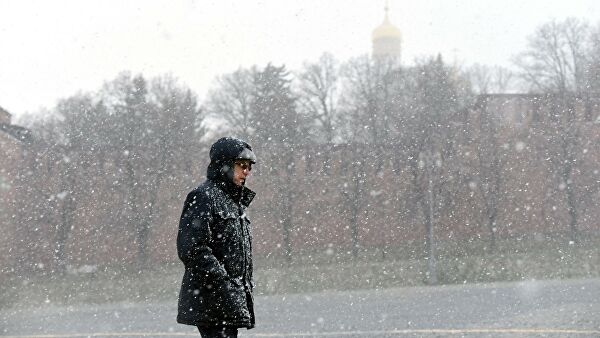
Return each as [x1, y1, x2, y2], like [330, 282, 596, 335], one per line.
[2, 278, 599, 337]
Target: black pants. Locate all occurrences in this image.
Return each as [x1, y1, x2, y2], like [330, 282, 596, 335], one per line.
[197, 327, 238, 338]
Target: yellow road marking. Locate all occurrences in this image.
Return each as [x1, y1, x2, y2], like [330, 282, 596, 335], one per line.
[4, 328, 600, 337]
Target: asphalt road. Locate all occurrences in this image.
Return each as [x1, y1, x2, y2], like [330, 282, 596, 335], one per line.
[1, 278, 599, 337]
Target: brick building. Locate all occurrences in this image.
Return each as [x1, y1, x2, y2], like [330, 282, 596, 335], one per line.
[0, 106, 32, 273]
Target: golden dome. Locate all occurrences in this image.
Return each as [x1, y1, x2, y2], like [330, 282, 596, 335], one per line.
[372, 9, 401, 40]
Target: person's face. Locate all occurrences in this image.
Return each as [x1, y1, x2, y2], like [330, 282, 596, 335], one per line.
[233, 159, 252, 186]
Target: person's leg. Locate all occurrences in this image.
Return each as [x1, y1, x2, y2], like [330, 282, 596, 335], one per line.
[197, 327, 238, 338]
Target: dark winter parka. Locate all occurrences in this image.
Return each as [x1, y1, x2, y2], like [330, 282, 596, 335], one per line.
[177, 137, 256, 328]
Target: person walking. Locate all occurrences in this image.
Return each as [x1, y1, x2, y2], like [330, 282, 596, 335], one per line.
[177, 137, 257, 338]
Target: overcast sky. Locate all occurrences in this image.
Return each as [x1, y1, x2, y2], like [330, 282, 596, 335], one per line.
[1, 0, 599, 118]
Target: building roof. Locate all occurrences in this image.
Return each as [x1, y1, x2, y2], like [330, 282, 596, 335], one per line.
[0, 106, 32, 143]
[0, 123, 32, 143]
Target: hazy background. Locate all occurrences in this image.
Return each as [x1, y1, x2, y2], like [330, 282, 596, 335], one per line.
[2, 0, 600, 117]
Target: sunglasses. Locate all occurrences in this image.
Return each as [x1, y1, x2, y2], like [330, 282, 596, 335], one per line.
[235, 161, 252, 171]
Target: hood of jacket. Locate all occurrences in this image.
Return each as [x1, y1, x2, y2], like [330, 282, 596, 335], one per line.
[206, 137, 257, 206]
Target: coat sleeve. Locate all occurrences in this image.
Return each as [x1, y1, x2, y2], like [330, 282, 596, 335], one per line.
[177, 190, 229, 281]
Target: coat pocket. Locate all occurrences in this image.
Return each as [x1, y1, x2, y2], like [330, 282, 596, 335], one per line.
[222, 277, 249, 320]
[213, 210, 238, 242]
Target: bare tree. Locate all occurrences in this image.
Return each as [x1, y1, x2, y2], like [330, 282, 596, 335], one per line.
[468, 64, 514, 94]
[586, 24, 600, 97]
[513, 18, 595, 243]
[340, 55, 400, 171]
[206, 68, 254, 140]
[514, 18, 590, 94]
[468, 64, 493, 94]
[493, 66, 515, 93]
[337, 55, 401, 258]
[296, 53, 340, 174]
[137, 76, 205, 268]
[94, 72, 206, 268]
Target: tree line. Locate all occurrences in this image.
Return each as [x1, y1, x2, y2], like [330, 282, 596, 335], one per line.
[3, 18, 600, 280]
